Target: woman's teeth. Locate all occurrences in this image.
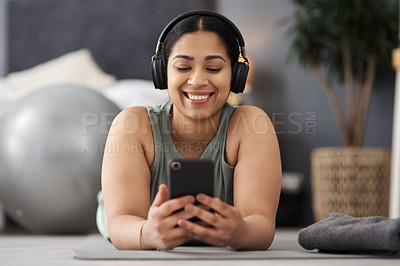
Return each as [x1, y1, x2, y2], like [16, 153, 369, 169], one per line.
[187, 94, 210, 100]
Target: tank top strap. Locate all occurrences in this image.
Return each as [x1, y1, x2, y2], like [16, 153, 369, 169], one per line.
[201, 102, 237, 160]
[147, 101, 176, 203]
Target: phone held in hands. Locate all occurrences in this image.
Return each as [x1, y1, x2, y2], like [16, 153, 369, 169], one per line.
[168, 159, 214, 200]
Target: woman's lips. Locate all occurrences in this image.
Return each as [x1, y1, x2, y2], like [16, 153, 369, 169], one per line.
[184, 92, 214, 104]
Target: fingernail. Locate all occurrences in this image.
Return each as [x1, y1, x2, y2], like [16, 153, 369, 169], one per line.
[178, 220, 187, 228]
[187, 196, 195, 203]
[197, 194, 205, 201]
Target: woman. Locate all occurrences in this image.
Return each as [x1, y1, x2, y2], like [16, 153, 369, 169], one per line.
[99, 10, 281, 251]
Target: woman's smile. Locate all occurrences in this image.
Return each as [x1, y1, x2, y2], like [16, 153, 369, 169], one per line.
[183, 91, 215, 104]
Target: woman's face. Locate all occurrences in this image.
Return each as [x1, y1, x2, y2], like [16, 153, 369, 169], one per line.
[167, 31, 232, 120]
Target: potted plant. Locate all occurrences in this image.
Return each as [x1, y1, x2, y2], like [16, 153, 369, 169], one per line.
[284, 0, 398, 220]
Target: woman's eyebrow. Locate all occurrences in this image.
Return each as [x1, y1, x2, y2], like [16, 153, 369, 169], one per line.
[172, 55, 226, 62]
[205, 55, 226, 62]
[172, 55, 193, 61]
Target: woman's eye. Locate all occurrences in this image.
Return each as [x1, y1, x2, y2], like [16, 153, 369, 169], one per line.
[207, 68, 222, 73]
[176, 67, 191, 71]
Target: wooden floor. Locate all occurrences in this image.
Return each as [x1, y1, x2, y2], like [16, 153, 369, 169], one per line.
[1, 228, 399, 266]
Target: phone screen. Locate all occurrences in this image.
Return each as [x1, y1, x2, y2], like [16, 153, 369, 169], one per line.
[168, 159, 214, 199]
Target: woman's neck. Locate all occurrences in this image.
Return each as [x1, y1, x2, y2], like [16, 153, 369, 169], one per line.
[170, 106, 221, 158]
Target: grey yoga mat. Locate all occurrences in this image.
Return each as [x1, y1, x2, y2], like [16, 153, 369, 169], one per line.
[72, 234, 398, 260]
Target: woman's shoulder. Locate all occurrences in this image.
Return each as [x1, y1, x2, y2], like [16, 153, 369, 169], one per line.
[225, 105, 274, 166]
[232, 104, 268, 117]
[114, 105, 150, 125]
[229, 105, 273, 136]
[119, 105, 149, 117]
[110, 106, 151, 140]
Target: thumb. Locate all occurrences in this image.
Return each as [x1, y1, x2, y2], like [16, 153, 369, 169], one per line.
[152, 184, 169, 207]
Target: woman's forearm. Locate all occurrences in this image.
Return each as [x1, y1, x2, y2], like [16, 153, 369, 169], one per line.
[108, 215, 146, 250]
[108, 213, 275, 251]
[233, 214, 275, 251]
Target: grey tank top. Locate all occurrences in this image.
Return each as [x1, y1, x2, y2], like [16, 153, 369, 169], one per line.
[147, 100, 236, 205]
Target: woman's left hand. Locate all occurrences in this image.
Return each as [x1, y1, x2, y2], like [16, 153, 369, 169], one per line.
[177, 193, 248, 250]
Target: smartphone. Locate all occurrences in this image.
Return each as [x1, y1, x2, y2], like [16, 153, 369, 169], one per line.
[168, 159, 214, 200]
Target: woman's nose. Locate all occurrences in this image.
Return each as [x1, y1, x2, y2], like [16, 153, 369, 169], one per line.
[188, 69, 208, 87]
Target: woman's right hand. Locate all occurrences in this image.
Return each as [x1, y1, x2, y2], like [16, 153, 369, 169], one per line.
[141, 184, 195, 250]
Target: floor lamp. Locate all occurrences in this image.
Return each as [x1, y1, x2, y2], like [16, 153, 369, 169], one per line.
[390, 46, 400, 218]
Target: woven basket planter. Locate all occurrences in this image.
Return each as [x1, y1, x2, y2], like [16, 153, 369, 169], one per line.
[311, 147, 391, 221]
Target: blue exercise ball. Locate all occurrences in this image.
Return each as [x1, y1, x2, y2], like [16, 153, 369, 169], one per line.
[0, 86, 120, 233]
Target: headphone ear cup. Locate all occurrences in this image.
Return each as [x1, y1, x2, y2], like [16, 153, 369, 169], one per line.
[151, 56, 168, 90]
[231, 62, 249, 94]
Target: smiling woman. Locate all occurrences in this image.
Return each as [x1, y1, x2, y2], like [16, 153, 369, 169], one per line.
[99, 10, 282, 251]
[167, 31, 231, 121]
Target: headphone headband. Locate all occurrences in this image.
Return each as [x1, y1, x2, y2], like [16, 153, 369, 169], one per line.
[154, 10, 247, 58]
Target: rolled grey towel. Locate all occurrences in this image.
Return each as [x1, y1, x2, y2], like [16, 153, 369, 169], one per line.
[298, 212, 400, 254]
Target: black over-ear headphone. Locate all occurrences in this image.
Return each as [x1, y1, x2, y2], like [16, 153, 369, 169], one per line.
[150, 10, 249, 94]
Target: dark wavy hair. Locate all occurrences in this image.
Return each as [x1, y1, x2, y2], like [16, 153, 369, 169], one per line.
[161, 15, 240, 70]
